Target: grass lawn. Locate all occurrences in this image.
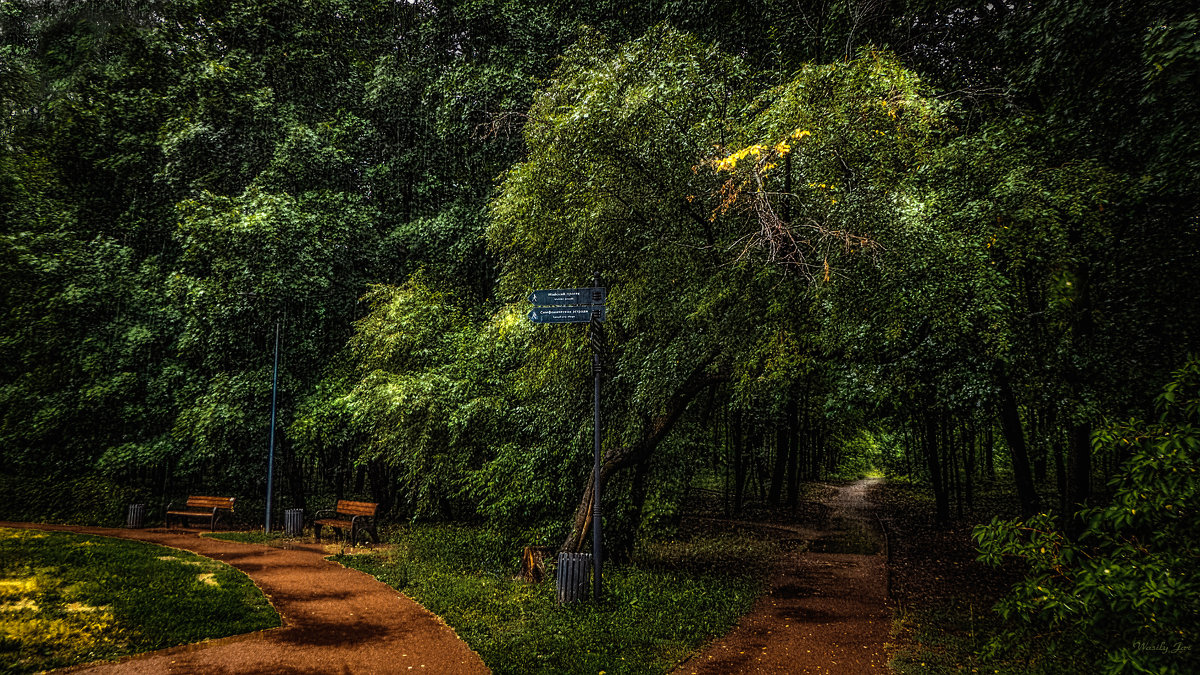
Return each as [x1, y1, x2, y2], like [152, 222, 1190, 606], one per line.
[0, 527, 279, 674]
[329, 525, 775, 675]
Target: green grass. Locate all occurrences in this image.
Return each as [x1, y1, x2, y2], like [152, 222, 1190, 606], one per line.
[0, 527, 280, 674]
[337, 525, 775, 674]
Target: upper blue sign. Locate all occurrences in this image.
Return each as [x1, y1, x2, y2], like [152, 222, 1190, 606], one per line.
[528, 287, 605, 306]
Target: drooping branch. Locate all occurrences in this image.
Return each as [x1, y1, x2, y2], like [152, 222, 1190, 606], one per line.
[707, 131, 881, 281]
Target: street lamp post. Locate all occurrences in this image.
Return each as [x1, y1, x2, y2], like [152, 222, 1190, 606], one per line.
[265, 319, 280, 533]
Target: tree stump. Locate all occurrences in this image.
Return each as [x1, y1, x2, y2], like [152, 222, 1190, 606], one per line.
[518, 546, 556, 584]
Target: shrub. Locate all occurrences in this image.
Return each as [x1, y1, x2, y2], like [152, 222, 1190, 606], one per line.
[974, 357, 1200, 674]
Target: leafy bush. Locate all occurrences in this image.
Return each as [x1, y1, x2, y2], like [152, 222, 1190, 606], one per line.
[0, 474, 150, 526]
[974, 357, 1200, 674]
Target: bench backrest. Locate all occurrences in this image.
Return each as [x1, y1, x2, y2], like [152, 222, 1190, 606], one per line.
[186, 495, 236, 511]
[335, 499, 377, 517]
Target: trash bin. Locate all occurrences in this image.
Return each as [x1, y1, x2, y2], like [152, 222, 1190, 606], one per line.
[284, 508, 304, 537]
[125, 504, 145, 529]
[556, 552, 592, 604]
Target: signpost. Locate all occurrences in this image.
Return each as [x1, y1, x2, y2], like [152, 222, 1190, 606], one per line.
[529, 276, 606, 600]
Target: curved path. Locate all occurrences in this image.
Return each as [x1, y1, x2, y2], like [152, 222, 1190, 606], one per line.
[0, 522, 488, 674]
[674, 478, 891, 674]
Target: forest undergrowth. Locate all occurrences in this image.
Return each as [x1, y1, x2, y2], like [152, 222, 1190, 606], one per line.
[877, 479, 1082, 674]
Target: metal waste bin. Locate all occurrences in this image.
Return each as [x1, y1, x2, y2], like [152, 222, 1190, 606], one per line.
[284, 508, 304, 537]
[125, 504, 145, 529]
[556, 552, 592, 604]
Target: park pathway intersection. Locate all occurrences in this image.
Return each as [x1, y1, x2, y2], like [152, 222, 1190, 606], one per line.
[675, 478, 891, 674]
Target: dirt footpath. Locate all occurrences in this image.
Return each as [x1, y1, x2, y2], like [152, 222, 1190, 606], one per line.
[674, 479, 892, 674]
[0, 522, 488, 674]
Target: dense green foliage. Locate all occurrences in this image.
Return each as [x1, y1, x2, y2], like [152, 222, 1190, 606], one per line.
[2, 0, 1198, 668]
[337, 524, 771, 674]
[0, 527, 278, 673]
[975, 358, 1200, 673]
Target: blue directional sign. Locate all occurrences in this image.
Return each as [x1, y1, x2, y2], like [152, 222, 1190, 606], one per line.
[528, 287, 605, 306]
[527, 306, 606, 324]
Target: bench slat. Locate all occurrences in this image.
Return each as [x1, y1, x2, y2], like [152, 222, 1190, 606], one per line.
[186, 496, 236, 509]
[334, 500, 377, 517]
[314, 518, 354, 528]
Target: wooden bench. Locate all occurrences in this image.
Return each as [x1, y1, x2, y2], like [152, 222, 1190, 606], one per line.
[313, 499, 379, 545]
[165, 495, 235, 531]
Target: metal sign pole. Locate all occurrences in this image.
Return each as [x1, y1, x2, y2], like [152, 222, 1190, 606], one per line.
[591, 273, 603, 600]
[265, 319, 280, 533]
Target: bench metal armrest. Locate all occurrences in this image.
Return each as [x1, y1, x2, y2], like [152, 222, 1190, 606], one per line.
[314, 509, 335, 519]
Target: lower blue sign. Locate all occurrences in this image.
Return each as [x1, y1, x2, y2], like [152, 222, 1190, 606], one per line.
[528, 306, 606, 324]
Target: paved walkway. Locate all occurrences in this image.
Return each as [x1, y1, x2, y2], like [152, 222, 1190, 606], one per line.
[1, 522, 488, 674]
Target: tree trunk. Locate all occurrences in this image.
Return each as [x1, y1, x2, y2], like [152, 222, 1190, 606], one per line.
[924, 414, 950, 524]
[753, 433, 769, 503]
[1064, 229, 1095, 519]
[733, 410, 746, 515]
[366, 459, 392, 515]
[1068, 421, 1092, 511]
[722, 405, 731, 517]
[1054, 428, 1067, 514]
[611, 459, 651, 562]
[1032, 408, 1047, 482]
[769, 422, 787, 505]
[997, 372, 1040, 517]
[282, 438, 306, 513]
[964, 421, 975, 510]
[785, 396, 800, 507]
[560, 364, 728, 553]
[985, 423, 996, 481]
[334, 444, 346, 500]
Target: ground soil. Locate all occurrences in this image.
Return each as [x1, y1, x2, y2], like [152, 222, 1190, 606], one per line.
[673, 478, 892, 674]
[0, 521, 488, 674]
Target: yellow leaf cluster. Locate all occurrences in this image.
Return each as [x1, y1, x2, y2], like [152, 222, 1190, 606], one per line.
[712, 144, 768, 172]
[711, 129, 812, 173]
